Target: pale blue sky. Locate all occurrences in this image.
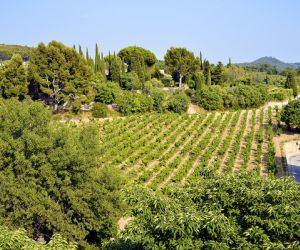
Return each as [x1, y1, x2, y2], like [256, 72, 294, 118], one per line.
[1, 0, 299, 63]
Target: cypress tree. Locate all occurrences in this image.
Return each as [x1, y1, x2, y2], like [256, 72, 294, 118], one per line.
[199, 52, 203, 70]
[79, 45, 83, 56]
[206, 68, 211, 85]
[95, 43, 100, 73]
[228, 57, 232, 67]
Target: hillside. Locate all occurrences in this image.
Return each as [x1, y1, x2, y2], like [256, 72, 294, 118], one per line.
[238, 56, 298, 70]
[0, 44, 32, 61]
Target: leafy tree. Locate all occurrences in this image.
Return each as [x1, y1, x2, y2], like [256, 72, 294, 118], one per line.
[28, 41, 93, 110]
[0, 99, 125, 248]
[151, 88, 166, 112]
[95, 82, 120, 104]
[194, 86, 224, 110]
[164, 47, 198, 86]
[118, 46, 157, 68]
[281, 99, 300, 128]
[0, 54, 28, 99]
[107, 173, 300, 249]
[168, 91, 189, 114]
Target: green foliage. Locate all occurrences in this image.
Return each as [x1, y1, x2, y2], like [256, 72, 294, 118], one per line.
[281, 99, 300, 128]
[167, 92, 189, 114]
[0, 44, 32, 61]
[71, 99, 82, 114]
[92, 102, 108, 118]
[164, 47, 198, 84]
[116, 91, 153, 115]
[120, 72, 142, 90]
[227, 84, 268, 109]
[107, 173, 300, 249]
[28, 41, 93, 109]
[0, 224, 77, 250]
[95, 82, 120, 104]
[194, 86, 224, 110]
[0, 99, 125, 248]
[109, 54, 123, 83]
[211, 61, 224, 85]
[118, 46, 157, 68]
[0, 54, 28, 99]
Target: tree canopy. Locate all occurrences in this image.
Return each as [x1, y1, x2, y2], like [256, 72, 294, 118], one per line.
[28, 41, 93, 109]
[0, 99, 125, 248]
[281, 99, 300, 128]
[164, 47, 198, 85]
[107, 172, 300, 249]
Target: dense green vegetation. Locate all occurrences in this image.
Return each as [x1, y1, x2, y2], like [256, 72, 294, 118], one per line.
[0, 41, 300, 249]
[107, 173, 300, 249]
[281, 99, 300, 128]
[0, 41, 299, 116]
[0, 99, 125, 248]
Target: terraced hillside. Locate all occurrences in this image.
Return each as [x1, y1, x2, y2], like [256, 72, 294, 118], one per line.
[99, 107, 276, 190]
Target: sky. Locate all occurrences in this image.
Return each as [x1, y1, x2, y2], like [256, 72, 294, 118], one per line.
[1, 0, 299, 63]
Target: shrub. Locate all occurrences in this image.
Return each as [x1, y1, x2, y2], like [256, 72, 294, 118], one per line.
[194, 86, 224, 110]
[92, 103, 108, 118]
[168, 92, 189, 114]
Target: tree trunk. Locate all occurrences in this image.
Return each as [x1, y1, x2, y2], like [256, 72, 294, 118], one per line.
[179, 74, 183, 88]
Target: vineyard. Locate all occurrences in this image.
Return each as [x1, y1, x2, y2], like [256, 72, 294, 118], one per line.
[99, 107, 277, 190]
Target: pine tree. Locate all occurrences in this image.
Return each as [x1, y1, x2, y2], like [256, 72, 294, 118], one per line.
[86, 48, 89, 60]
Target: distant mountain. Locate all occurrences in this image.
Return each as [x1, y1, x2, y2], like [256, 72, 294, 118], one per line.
[0, 44, 32, 61]
[238, 56, 299, 70]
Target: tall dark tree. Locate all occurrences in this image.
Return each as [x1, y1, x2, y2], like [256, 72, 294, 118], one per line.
[227, 57, 232, 67]
[78, 45, 83, 57]
[199, 51, 203, 70]
[206, 68, 212, 85]
[211, 61, 224, 85]
[285, 71, 298, 97]
[109, 53, 122, 83]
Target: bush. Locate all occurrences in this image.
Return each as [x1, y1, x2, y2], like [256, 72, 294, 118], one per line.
[95, 82, 120, 104]
[92, 103, 108, 118]
[71, 99, 81, 114]
[194, 86, 224, 110]
[168, 92, 189, 114]
[116, 91, 153, 115]
[281, 99, 300, 128]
